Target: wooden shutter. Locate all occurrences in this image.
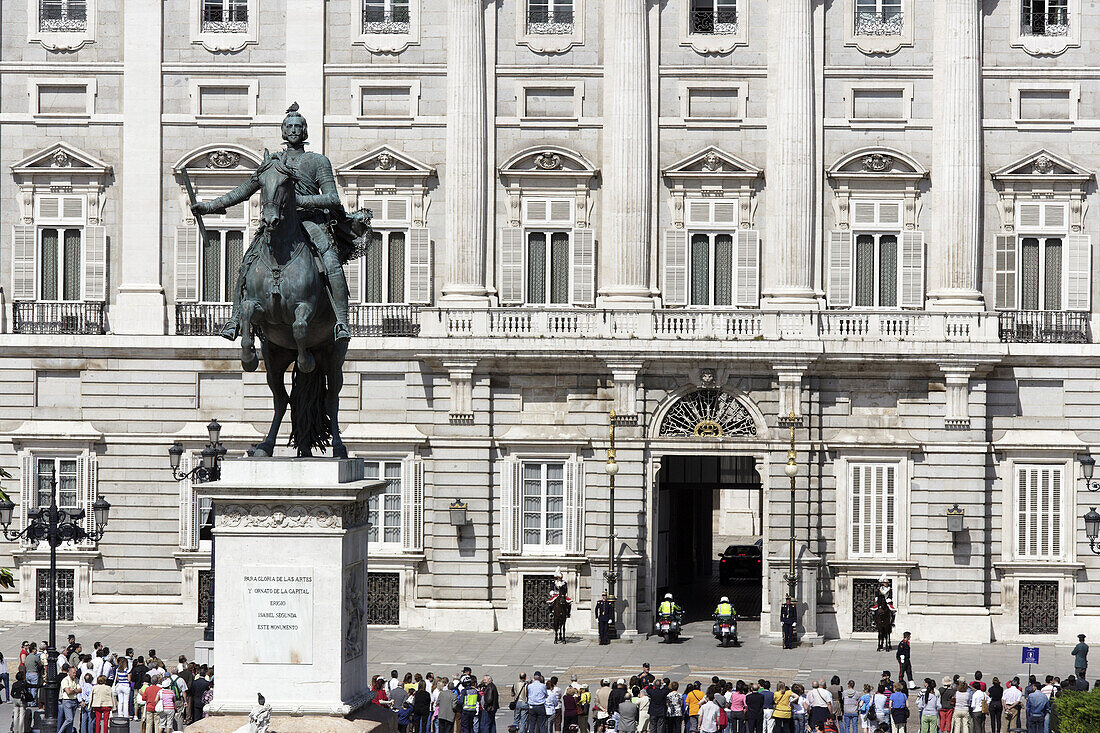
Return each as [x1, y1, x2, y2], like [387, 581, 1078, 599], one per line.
[345, 257, 361, 304]
[361, 197, 385, 223]
[881, 465, 895, 556]
[850, 464, 895, 557]
[525, 199, 549, 223]
[548, 199, 572, 224]
[19, 453, 34, 543]
[995, 234, 1018, 310]
[852, 201, 878, 227]
[401, 457, 424, 552]
[386, 197, 409, 222]
[663, 229, 688, 306]
[827, 231, 853, 307]
[878, 202, 902, 227]
[175, 225, 200, 302]
[408, 227, 432, 304]
[1018, 203, 1043, 229]
[1017, 466, 1063, 559]
[83, 225, 107, 301]
[735, 229, 760, 306]
[1043, 203, 1067, 230]
[712, 200, 737, 226]
[12, 225, 37, 300]
[78, 452, 98, 547]
[564, 459, 584, 555]
[500, 459, 522, 554]
[899, 231, 925, 309]
[499, 228, 525, 305]
[178, 453, 197, 551]
[1066, 234, 1091, 311]
[571, 229, 595, 305]
[686, 200, 711, 226]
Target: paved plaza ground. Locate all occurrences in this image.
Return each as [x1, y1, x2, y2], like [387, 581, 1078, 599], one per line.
[0, 619, 1091, 730]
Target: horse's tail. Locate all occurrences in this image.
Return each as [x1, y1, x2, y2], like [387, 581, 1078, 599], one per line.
[289, 359, 332, 454]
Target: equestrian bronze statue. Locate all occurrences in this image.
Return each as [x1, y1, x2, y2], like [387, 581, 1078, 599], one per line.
[190, 104, 370, 458]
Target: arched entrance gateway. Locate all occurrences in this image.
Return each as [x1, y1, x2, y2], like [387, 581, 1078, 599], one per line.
[647, 384, 768, 630]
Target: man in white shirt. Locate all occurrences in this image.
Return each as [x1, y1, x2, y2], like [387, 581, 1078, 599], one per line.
[387, 670, 401, 693]
[1002, 681, 1024, 732]
[698, 695, 720, 733]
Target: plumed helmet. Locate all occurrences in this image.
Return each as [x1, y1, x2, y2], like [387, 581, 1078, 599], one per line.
[281, 102, 309, 142]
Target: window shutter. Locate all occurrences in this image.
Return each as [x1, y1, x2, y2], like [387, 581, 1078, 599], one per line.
[687, 200, 711, 226]
[883, 465, 895, 556]
[899, 231, 925, 309]
[83, 225, 107, 301]
[38, 196, 60, 220]
[712, 201, 737, 225]
[852, 201, 877, 227]
[500, 459, 522, 554]
[735, 229, 760, 306]
[663, 229, 688, 306]
[525, 199, 549, 224]
[1017, 467, 1029, 557]
[175, 225, 200, 302]
[1066, 234, 1091, 311]
[827, 231, 853, 307]
[19, 453, 34, 544]
[1051, 466, 1062, 557]
[345, 257, 361, 304]
[12, 225, 37, 300]
[61, 196, 85, 221]
[549, 199, 572, 224]
[1043, 203, 1067, 230]
[499, 228, 525, 305]
[386, 197, 409, 222]
[571, 228, 596, 305]
[1018, 203, 1043, 229]
[178, 453, 197, 550]
[995, 234, 1018, 310]
[408, 227, 432, 304]
[402, 457, 424, 552]
[79, 452, 98, 547]
[564, 460, 584, 555]
[362, 197, 385, 223]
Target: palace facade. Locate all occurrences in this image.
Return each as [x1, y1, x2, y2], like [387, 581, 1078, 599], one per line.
[1, 0, 1099, 643]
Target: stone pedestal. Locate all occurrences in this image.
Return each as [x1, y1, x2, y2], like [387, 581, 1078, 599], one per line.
[195, 458, 383, 716]
[766, 544, 823, 644]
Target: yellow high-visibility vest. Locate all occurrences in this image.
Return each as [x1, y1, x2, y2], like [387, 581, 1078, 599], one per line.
[715, 603, 733, 617]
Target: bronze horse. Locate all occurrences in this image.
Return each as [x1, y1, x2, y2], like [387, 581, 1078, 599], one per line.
[241, 150, 348, 458]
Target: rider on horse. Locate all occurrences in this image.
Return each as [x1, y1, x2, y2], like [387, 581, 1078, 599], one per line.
[191, 103, 368, 344]
[870, 574, 896, 623]
[548, 570, 572, 611]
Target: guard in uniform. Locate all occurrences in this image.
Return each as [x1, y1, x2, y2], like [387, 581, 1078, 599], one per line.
[595, 591, 615, 645]
[780, 595, 798, 649]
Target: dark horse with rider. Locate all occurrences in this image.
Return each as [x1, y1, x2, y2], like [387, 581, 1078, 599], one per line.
[189, 103, 370, 457]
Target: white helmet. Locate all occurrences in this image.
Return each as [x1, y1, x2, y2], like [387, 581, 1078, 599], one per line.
[664, 593, 673, 600]
[719, 596, 729, 603]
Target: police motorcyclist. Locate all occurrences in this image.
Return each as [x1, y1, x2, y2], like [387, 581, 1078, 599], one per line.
[657, 593, 683, 621]
[713, 596, 735, 620]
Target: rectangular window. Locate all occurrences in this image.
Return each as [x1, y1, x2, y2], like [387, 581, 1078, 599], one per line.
[849, 463, 897, 558]
[688, 233, 735, 306]
[365, 461, 402, 545]
[523, 87, 576, 119]
[687, 88, 741, 119]
[1022, 0, 1069, 37]
[363, 0, 411, 34]
[364, 231, 407, 303]
[39, 227, 82, 302]
[526, 232, 570, 305]
[522, 462, 565, 548]
[853, 233, 899, 308]
[851, 88, 905, 120]
[37, 84, 88, 115]
[198, 86, 249, 117]
[527, 0, 574, 34]
[855, 0, 902, 35]
[39, 0, 87, 32]
[1018, 89, 1072, 121]
[689, 0, 738, 35]
[36, 457, 78, 511]
[201, 229, 245, 303]
[1019, 237, 1063, 310]
[360, 86, 413, 117]
[1016, 464, 1063, 559]
[202, 0, 248, 33]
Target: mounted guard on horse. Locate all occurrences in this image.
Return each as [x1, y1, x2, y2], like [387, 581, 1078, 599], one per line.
[870, 574, 896, 651]
[548, 570, 572, 643]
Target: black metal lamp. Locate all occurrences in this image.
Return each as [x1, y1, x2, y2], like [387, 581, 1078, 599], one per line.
[449, 499, 468, 527]
[207, 419, 222, 446]
[0, 496, 14, 528]
[168, 442, 184, 471]
[1080, 453, 1100, 492]
[947, 504, 965, 534]
[92, 496, 111, 532]
[1085, 507, 1100, 555]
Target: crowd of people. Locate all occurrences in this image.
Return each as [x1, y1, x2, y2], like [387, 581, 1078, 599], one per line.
[1, 634, 212, 733]
[369, 660, 1099, 733]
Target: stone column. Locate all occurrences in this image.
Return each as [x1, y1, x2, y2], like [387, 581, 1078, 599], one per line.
[286, 0, 326, 150]
[441, 0, 489, 303]
[929, 0, 983, 308]
[599, 0, 652, 306]
[113, 0, 165, 334]
[762, 0, 817, 306]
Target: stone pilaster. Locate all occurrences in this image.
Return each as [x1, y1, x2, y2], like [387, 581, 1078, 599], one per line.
[113, 0, 166, 334]
[286, 0, 326, 150]
[599, 0, 652, 306]
[762, 0, 816, 307]
[929, 0, 984, 309]
[441, 0, 489, 303]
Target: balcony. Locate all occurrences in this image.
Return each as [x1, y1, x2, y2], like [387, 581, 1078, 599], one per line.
[13, 301, 106, 335]
[39, 1, 87, 32]
[362, 7, 411, 34]
[349, 304, 421, 337]
[176, 303, 234, 336]
[1022, 10, 1069, 37]
[201, 7, 248, 33]
[854, 10, 903, 36]
[526, 8, 574, 35]
[689, 8, 738, 35]
[998, 310, 1089, 344]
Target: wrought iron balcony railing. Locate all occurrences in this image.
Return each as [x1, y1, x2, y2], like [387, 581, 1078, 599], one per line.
[201, 6, 249, 33]
[13, 301, 106, 335]
[175, 303, 234, 336]
[1021, 11, 1069, 37]
[854, 10, 903, 36]
[39, 1, 87, 32]
[998, 310, 1089, 344]
[362, 7, 412, 34]
[349, 304, 421, 337]
[689, 9, 738, 35]
[526, 9, 574, 35]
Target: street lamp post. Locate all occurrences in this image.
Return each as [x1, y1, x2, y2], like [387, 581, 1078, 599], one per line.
[781, 411, 799, 612]
[604, 411, 619, 611]
[0, 488, 110, 733]
[168, 419, 227, 641]
[1084, 507, 1100, 555]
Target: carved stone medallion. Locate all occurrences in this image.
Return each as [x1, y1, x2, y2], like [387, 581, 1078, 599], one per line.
[207, 150, 241, 169]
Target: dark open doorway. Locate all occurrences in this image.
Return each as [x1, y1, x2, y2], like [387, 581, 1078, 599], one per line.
[656, 455, 762, 623]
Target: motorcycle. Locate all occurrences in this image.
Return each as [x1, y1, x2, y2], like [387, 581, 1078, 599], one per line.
[654, 612, 681, 642]
[712, 615, 739, 647]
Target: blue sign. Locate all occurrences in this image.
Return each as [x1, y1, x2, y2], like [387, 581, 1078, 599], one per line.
[1022, 647, 1040, 665]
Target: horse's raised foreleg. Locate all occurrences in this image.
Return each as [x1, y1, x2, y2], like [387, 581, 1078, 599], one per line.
[292, 301, 315, 373]
[327, 341, 349, 459]
[253, 343, 294, 457]
[239, 300, 261, 372]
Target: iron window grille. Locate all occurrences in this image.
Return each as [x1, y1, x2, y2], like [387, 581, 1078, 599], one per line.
[1022, 1, 1069, 37]
[851, 578, 879, 633]
[36, 568, 75, 622]
[1018, 580, 1059, 634]
[13, 301, 106, 335]
[365, 572, 401, 625]
[522, 575, 556, 629]
[39, 0, 87, 32]
[689, 8, 738, 35]
[201, 0, 248, 33]
[363, 5, 411, 34]
[854, 10, 903, 36]
[527, 7, 575, 35]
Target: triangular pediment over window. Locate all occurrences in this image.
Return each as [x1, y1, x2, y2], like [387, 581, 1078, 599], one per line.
[662, 146, 762, 178]
[662, 147, 762, 229]
[11, 142, 112, 178]
[990, 150, 1094, 234]
[991, 150, 1092, 181]
[336, 146, 436, 179]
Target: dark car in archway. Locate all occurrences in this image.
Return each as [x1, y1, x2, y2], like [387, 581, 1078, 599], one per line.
[719, 542, 762, 583]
